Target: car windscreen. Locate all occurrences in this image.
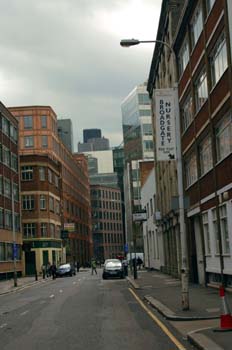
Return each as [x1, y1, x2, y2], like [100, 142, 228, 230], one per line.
[105, 262, 121, 268]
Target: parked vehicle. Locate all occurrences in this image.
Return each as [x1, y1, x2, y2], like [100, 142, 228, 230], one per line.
[102, 259, 124, 279]
[56, 263, 76, 277]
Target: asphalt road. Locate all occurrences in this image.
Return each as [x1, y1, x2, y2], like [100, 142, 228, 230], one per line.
[0, 270, 195, 350]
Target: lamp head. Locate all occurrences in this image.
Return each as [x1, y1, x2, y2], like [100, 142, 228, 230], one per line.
[120, 39, 140, 47]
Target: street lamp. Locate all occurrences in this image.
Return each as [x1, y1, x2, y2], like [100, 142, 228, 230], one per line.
[121, 38, 189, 310]
[11, 177, 17, 287]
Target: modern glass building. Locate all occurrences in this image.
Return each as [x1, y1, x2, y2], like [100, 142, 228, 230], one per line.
[121, 83, 154, 253]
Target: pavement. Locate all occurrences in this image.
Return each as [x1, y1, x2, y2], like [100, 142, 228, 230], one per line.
[127, 269, 232, 350]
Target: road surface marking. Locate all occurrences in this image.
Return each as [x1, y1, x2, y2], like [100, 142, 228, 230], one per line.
[20, 310, 29, 316]
[49, 294, 55, 298]
[73, 281, 76, 285]
[129, 288, 187, 350]
[0, 323, 7, 329]
[40, 300, 46, 304]
[59, 289, 63, 293]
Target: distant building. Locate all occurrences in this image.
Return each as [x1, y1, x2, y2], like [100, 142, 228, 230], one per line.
[83, 128, 101, 143]
[0, 102, 22, 279]
[91, 185, 124, 261]
[78, 128, 110, 152]
[57, 119, 73, 153]
[78, 137, 109, 152]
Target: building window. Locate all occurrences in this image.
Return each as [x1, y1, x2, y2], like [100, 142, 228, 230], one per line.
[2, 117, 10, 136]
[142, 123, 152, 135]
[202, 212, 211, 255]
[21, 166, 33, 181]
[191, 4, 203, 48]
[206, 0, 216, 13]
[22, 195, 35, 210]
[10, 125, 18, 143]
[0, 241, 5, 260]
[212, 208, 220, 255]
[179, 37, 189, 76]
[181, 94, 193, 132]
[5, 210, 12, 229]
[194, 69, 208, 112]
[3, 178, 11, 198]
[0, 208, 4, 228]
[23, 116, 33, 129]
[50, 223, 55, 238]
[3, 146, 11, 167]
[24, 136, 34, 148]
[23, 223, 36, 238]
[210, 33, 228, 87]
[41, 115, 47, 128]
[41, 223, 47, 237]
[0, 176, 2, 195]
[143, 140, 153, 151]
[48, 169, 52, 183]
[199, 136, 213, 175]
[216, 113, 232, 161]
[54, 174, 59, 187]
[49, 197, 54, 211]
[41, 135, 48, 148]
[39, 167, 46, 181]
[185, 152, 197, 187]
[40, 195, 46, 210]
[138, 93, 150, 105]
[55, 201, 60, 214]
[11, 153, 18, 172]
[13, 183, 19, 201]
[220, 204, 230, 254]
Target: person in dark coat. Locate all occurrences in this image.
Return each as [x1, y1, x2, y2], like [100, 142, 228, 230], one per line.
[51, 262, 57, 279]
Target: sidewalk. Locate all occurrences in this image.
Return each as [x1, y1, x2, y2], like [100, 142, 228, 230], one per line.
[0, 268, 90, 296]
[127, 269, 232, 350]
[0, 275, 48, 295]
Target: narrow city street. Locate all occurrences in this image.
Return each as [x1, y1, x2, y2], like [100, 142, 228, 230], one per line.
[0, 270, 195, 350]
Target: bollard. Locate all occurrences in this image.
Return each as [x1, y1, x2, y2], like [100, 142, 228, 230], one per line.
[35, 270, 38, 281]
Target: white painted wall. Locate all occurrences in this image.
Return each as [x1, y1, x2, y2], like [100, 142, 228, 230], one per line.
[141, 168, 163, 270]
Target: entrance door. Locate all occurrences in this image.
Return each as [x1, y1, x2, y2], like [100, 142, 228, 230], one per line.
[189, 218, 199, 284]
[25, 251, 36, 276]
[43, 250, 49, 266]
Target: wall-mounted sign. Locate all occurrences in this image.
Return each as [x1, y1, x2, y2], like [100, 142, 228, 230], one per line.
[133, 211, 147, 222]
[64, 223, 75, 232]
[154, 88, 177, 161]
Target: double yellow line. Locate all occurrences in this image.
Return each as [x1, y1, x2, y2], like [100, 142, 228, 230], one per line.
[129, 288, 186, 350]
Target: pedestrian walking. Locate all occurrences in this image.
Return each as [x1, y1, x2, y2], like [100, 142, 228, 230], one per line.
[91, 259, 97, 275]
[46, 262, 51, 277]
[51, 262, 57, 279]
[137, 257, 143, 270]
[41, 264, 46, 279]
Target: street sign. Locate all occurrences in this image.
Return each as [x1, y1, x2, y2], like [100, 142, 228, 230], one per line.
[155, 88, 177, 161]
[64, 223, 75, 232]
[124, 243, 129, 253]
[132, 211, 147, 222]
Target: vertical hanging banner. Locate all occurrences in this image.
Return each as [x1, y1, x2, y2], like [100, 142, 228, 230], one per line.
[155, 88, 177, 161]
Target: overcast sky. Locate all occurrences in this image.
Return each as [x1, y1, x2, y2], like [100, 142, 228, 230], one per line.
[0, 0, 162, 150]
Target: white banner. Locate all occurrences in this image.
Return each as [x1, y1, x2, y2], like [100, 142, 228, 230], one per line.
[155, 88, 177, 161]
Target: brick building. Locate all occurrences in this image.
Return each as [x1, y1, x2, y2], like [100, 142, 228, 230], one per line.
[90, 185, 124, 261]
[173, 0, 232, 286]
[148, 0, 232, 286]
[19, 154, 63, 275]
[0, 102, 22, 279]
[9, 106, 92, 272]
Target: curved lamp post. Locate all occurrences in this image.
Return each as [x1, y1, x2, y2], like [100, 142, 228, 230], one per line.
[120, 38, 189, 310]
